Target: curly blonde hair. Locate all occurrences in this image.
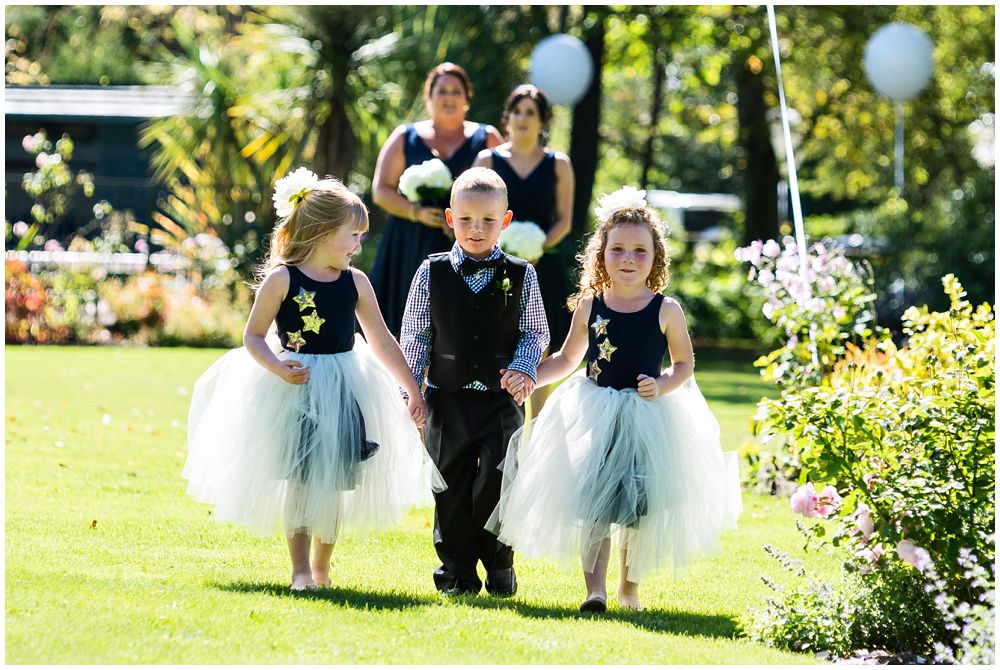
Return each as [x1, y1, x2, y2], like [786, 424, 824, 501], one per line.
[254, 178, 368, 288]
[567, 206, 671, 309]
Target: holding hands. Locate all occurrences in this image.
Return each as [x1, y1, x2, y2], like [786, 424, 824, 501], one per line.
[407, 394, 428, 429]
[500, 368, 535, 406]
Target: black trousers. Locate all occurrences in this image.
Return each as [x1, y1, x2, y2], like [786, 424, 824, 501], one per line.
[423, 387, 523, 592]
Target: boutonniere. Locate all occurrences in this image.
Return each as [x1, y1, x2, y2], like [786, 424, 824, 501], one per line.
[496, 267, 512, 306]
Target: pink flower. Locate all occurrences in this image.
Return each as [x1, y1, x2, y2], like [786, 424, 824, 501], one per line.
[762, 239, 781, 258]
[12, 221, 29, 237]
[790, 483, 819, 517]
[815, 485, 842, 518]
[35, 152, 49, 168]
[22, 135, 36, 153]
[863, 473, 878, 491]
[855, 503, 874, 540]
[134, 239, 149, 254]
[897, 540, 933, 573]
[856, 543, 884, 572]
[43, 239, 63, 252]
[762, 302, 775, 320]
[758, 269, 775, 286]
[833, 305, 847, 320]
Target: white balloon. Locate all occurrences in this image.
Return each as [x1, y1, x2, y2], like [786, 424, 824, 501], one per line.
[529, 34, 594, 107]
[864, 23, 935, 102]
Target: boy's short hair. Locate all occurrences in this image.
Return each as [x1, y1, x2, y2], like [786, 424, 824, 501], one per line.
[450, 167, 508, 209]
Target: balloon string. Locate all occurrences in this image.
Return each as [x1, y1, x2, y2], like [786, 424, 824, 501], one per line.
[766, 4, 818, 368]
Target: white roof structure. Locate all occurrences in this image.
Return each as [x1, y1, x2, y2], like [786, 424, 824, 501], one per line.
[5, 85, 194, 120]
[646, 190, 742, 212]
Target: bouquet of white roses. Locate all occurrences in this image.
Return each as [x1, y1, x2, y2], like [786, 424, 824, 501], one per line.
[397, 158, 453, 206]
[499, 220, 547, 263]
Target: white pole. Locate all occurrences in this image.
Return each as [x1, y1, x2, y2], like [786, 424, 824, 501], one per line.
[894, 101, 905, 191]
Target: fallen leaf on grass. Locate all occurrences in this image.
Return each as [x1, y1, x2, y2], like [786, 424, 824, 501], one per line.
[90, 520, 98, 529]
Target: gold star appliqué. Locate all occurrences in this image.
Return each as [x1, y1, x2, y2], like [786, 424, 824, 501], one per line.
[292, 287, 316, 312]
[591, 315, 610, 337]
[301, 310, 325, 334]
[588, 360, 602, 380]
[598, 338, 618, 362]
[286, 330, 306, 352]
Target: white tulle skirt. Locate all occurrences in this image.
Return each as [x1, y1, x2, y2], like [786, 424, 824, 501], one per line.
[486, 370, 742, 582]
[183, 336, 442, 544]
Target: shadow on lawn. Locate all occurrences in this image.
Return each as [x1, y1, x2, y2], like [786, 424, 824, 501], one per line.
[216, 581, 437, 611]
[216, 582, 739, 638]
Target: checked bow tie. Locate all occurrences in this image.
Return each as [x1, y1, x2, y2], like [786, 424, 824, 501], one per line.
[460, 256, 505, 276]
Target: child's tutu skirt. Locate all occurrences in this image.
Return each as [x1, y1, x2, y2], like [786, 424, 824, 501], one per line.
[486, 370, 742, 582]
[183, 336, 442, 544]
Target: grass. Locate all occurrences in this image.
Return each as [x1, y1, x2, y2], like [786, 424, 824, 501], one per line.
[5, 346, 821, 664]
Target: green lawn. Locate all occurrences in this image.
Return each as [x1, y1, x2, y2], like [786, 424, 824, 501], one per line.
[6, 346, 820, 664]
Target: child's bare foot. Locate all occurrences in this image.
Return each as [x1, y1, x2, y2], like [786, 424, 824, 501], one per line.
[617, 587, 643, 611]
[290, 573, 317, 592]
[311, 569, 332, 588]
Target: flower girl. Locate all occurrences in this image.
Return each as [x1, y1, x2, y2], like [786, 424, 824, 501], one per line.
[184, 169, 442, 591]
[489, 187, 742, 611]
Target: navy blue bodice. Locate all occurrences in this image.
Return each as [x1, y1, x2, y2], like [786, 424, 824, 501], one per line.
[491, 149, 556, 231]
[586, 293, 667, 390]
[276, 265, 357, 354]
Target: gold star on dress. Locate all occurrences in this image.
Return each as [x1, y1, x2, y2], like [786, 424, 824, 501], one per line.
[598, 338, 618, 362]
[292, 287, 316, 311]
[286, 330, 307, 352]
[591, 315, 610, 337]
[588, 360, 602, 381]
[301, 310, 325, 334]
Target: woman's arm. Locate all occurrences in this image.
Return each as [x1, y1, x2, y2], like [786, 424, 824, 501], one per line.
[545, 152, 575, 248]
[535, 295, 592, 387]
[484, 124, 504, 149]
[243, 268, 309, 384]
[472, 147, 494, 170]
[637, 297, 694, 399]
[372, 124, 444, 229]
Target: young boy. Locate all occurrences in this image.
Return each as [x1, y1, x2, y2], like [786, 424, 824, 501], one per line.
[400, 167, 550, 596]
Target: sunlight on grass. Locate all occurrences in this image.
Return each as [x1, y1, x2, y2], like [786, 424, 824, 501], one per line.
[6, 346, 819, 664]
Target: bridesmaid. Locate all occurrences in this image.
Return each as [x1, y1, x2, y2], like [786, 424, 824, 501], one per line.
[370, 62, 503, 336]
[474, 84, 575, 353]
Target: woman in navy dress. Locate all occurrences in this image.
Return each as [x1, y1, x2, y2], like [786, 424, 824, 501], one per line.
[475, 85, 575, 401]
[371, 62, 503, 336]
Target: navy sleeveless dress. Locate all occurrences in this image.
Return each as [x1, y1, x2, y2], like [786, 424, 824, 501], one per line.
[370, 123, 490, 336]
[487, 291, 743, 582]
[491, 149, 572, 349]
[184, 265, 441, 544]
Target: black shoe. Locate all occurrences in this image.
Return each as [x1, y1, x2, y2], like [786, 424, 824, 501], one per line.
[440, 584, 480, 597]
[485, 568, 517, 597]
[433, 565, 457, 592]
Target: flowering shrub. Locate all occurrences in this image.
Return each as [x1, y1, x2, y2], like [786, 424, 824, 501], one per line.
[5, 263, 249, 347]
[670, 236, 779, 347]
[14, 130, 94, 250]
[735, 237, 878, 386]
[746, 275, 994, 658]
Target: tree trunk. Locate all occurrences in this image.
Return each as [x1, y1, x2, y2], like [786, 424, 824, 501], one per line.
[568, 6, 607, 250]
[315, 87, 357, 180]
[640, 13, 665, 191]
[735, 54, 780, 244]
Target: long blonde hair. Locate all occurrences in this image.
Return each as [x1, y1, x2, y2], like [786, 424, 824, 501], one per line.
[568, 206, 671, 309]
[254, 178, 368, 288]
